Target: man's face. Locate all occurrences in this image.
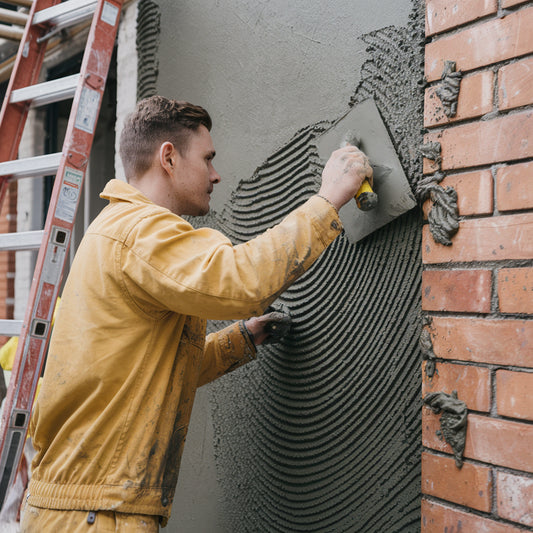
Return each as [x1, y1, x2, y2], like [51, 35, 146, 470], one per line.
[170, 125, 220, 216]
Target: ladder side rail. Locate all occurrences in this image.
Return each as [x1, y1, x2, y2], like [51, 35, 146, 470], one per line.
[0, 0, 60, 163]
[0, 0, 124, 509]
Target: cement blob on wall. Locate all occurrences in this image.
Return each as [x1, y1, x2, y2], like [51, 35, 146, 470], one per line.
[196, 10, 425, 532]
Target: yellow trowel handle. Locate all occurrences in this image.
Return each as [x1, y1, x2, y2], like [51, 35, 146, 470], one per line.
[355, 179, 378, 211]
[342, 131, 378, 212]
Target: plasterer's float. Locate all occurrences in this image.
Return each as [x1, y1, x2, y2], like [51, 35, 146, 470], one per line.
[317, 98, 416, 244]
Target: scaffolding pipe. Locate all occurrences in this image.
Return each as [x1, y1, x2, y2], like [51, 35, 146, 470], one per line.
[0, 7, 29, 26]
[0, 25, 24, 41]
[0, 0, 32, 8]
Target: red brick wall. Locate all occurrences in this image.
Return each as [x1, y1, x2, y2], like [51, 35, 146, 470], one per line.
[0, 181, 17, 346]
[422, 1, 533, 531]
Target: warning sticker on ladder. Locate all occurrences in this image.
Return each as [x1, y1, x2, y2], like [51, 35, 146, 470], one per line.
[55, 167, 83, 223]
[75, 86, 101, 134]
[102, 2, 119, 26]
[42, 243, 65, 286]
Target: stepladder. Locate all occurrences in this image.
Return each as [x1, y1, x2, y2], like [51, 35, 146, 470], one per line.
[0, 0, 124, 511]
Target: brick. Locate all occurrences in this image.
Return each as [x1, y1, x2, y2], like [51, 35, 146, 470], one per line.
[464, 414, 533, 472]
[429, 317, 533, 367]
[497, 162, 533, 212]
[423, 361, 491, 412]
[421, 451, 492, 511]
[499, 56, 533, 110]
[423, 413, 533, 472]
[423, 170, 493, 217]
[423, 405, 452, 453]
[425, 70, 494, 127]
[422, 270, 492, 313]
[425, 0, 498, 37]
[423, 111, 533, 173]
[425, 7, 533, 81]
[498, 267, 533, 314]
[502, 0, 530, 8]
[497, 471, 533, 527]
[422, 498, 524, 533]
[423, 213, 533, 263]
[497, 370, 533, 420]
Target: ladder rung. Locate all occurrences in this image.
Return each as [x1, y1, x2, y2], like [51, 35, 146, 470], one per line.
[33, 0, 97, 28]
[0, 320, 23, 337]
[10, 73, 79, 107]
[0, 230, 43, 251]
[0, 153, 61, 179]
[0, 7, 28, 26]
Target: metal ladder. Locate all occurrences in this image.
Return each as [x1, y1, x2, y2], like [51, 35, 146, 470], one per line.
[0, 0, 123, 508]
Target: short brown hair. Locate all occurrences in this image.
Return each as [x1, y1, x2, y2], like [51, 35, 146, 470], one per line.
[119, 96, 212, 179]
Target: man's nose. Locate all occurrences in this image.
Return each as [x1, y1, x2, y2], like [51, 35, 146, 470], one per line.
[211, 167, 221, 183]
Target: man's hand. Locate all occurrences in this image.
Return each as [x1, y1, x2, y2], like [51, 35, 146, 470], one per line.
[244, 308, 292, 346]
[318, 145, 373, 211]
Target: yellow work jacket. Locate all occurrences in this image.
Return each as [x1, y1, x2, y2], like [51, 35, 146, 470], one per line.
[27, 179, 341, 524]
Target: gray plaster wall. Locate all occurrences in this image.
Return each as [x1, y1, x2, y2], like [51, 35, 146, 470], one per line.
[147, 1, 425, 531]
[156, 0, 413, 210]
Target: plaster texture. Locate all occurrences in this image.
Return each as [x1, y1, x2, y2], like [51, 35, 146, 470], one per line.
[156, 0, 411, 209]
[146, 1, 425, 531]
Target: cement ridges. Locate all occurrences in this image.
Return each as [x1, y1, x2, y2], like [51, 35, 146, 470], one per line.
[208, 214, 422, 532]
[201, 5, 425, 531]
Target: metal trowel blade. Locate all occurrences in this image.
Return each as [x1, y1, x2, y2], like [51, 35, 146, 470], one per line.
[316, 99, 416, 244]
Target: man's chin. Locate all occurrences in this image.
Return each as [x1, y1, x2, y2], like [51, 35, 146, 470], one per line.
[190, 205, 210, 217]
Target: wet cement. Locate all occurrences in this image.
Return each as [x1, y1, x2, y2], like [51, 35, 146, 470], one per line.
[416, 171, 460, 246]
[197, 8, 425, 532]
[436, 61, 462, 119]
[141, 1, 426, 530]
[423, 391, 468, 469]
[136, 0, 160, 101]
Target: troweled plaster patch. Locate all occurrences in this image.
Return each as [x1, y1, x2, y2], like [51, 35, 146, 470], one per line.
[147, 1, 425, 531]
[156, 0, 412, 210]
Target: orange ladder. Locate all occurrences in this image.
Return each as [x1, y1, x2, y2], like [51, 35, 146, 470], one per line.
[0, 0, 123, 508]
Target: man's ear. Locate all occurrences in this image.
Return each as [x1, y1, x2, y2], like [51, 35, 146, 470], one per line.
[159, 141, 176, 176]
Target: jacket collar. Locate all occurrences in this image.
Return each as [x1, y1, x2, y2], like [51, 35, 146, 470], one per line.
[100, 179, 155, 206]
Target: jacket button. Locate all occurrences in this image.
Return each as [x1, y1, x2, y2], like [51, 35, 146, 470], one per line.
[161, 496, 169, 507]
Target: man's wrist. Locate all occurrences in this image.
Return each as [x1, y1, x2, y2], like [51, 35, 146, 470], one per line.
[239, 320, 256, 347]
[316, 194, 340, 213]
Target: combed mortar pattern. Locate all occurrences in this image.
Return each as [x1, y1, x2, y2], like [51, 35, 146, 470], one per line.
[198, 10, 426, 531]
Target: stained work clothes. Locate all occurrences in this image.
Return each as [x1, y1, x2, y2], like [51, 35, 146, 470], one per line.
[21, 503, 159, 532]
[26, 179, 342, 525]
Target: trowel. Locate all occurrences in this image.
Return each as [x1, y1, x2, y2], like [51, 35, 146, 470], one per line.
[317, 99, 416, 244]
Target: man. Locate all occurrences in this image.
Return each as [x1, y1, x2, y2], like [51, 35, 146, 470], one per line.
[21, 96, 372, 531]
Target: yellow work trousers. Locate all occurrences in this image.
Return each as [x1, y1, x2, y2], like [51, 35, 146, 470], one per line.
[20, 503, 159, 532]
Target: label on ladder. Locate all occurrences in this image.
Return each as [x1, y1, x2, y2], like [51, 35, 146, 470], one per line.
[42, 228, 70, 285]
[101, 2, 119, 26]
[74, 86, 100, 134]
[56, 167, 84, 223]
